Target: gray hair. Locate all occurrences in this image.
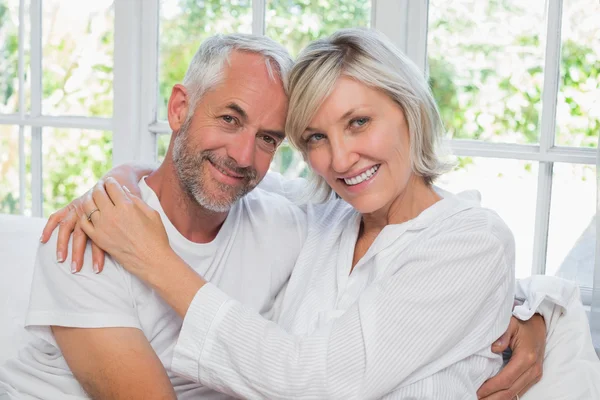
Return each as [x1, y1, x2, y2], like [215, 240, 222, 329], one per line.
[182, 34, 294, 119]
[286, 28, 453, 199]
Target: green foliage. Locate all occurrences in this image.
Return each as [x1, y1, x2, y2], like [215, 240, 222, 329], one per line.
[1, 0, 598, 217]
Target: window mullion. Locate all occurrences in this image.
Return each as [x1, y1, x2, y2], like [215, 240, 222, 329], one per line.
[30, 0, 43, 217]
[138, 0, 159, 163]
[539, 0, 563, 152]
[531, 0, 563, 276]
[18, 0, 26, 215]
[405, 0, 429, 74]
[113, 0, 144, 164]
[252, 0, 266, 35]
[372, 0, 408, 52]
[531, 162, 553, 275]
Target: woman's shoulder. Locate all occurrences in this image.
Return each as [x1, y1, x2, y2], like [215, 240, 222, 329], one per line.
[434, 197, 515, 252]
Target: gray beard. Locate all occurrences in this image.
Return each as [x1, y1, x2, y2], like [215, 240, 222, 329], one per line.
[171, 127, 258, 213]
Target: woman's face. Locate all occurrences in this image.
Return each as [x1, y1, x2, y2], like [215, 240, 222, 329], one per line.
[302, 77, 413, 214]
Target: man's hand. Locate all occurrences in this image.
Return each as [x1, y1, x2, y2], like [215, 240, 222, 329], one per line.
[477, 314, 546, 399]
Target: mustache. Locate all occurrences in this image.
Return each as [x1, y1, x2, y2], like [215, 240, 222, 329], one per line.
[203, 151, 258, 181]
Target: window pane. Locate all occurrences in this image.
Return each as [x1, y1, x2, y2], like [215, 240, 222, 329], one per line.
[0, 0, 20, 114]
[265, 0, 371, 58]
[158, 0, 252, 121]
[270, 142, 309, 178]
[157, 133, 170, 163]
[0, 125, 31, 215]
[437, 157, 539, 278]
[428, 1, 547, 144]
[42, 128, 112, 217]
[42, 0, 114, 117]
[555, 0, 600, 148]
[547, 163, 596, 286]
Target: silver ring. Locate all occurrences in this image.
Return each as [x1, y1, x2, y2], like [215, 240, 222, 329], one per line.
[86, 208, 99, 222]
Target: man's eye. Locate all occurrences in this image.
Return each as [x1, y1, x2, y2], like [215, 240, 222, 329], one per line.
[222, 115, 236, 124]
[261, 135, 276, 145]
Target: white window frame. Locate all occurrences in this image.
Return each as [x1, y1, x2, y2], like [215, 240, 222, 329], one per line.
[3, 0, 595, 303]
[0, 0, 114, 217]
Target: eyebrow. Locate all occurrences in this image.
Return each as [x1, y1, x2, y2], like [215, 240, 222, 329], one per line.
[261, 129, 285, 141]
[305, 106, 368, 132]
[225, 102, 248, 121]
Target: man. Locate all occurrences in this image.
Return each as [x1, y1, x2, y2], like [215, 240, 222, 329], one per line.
[0, 33, 545, 399]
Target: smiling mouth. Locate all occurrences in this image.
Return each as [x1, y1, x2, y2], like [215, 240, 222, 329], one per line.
[208, 159, 244, 179]
[341, 164, 380, 186]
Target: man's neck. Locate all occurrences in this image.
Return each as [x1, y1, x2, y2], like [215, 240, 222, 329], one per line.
[145, 159, 229, 244]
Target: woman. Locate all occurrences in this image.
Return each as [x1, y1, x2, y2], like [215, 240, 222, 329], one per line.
[47, 29, 515, 398]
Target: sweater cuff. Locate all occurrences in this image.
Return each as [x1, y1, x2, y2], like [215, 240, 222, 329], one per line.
[171, 282, 231, 381]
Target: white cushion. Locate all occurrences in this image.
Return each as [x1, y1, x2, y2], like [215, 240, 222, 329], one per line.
[0, 214, 46, 364]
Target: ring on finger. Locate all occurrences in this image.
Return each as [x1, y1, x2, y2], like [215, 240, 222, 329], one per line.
[86, 208, 100, 222]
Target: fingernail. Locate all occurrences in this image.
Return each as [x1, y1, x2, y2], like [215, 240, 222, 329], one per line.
[71, 262, 77, 274]
[57, 252, 64, 263]
[123, 185, 131, 193]
[39, 235, 43, 242]
[494, 339, 503, 346]
[93, 263, 100, 274]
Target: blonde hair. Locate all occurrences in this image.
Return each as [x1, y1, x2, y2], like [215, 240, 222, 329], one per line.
[286, 28, 453, 200]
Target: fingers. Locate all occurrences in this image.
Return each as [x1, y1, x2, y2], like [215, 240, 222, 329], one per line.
[75, 203, 96, 243]
[478, 363, 541, 399]
[492, 317, 518, 354]
[477, 344, 537, 399]
[42, 206, 71, 243]
[104, 177, 130, 206]
[70, 226, 88, 273]
[91, 242, 106, 274]
[91, 180, 115, 211]
[55, 205, 78, 263]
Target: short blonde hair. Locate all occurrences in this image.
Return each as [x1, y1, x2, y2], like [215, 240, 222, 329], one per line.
[286, 28, 453, 199]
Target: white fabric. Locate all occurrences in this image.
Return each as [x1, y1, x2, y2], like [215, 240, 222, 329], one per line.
[513, 276, 600, 400]
[171, 190, 517, 399]
[0, 178, 306, 399]
[0, 215, 46, 365]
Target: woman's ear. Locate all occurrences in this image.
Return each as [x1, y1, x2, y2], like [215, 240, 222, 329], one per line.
[167, 84, 190, 133]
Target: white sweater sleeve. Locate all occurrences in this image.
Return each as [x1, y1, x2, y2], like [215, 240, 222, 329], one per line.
[171, 227, 515, 399]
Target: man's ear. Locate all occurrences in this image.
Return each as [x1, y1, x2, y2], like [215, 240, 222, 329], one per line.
[167, 84, 190, 133]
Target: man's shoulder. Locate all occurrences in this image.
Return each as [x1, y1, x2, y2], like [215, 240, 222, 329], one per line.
[242, 186, 306, 221]
[26, 230, 141, 332]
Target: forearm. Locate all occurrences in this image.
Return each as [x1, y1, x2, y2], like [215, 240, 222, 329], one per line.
[104, 163, 157, 196]
[146, 250, 207, 318]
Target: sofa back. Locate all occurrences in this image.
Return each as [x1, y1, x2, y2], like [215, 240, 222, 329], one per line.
[0, 214, 46, 364]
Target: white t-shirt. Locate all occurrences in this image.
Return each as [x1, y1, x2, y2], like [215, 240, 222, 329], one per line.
[170, 189, 516, 399]
[0, 177, 307, 399]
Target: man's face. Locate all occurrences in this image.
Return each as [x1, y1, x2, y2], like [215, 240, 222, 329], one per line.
[169, 51, 288, 212]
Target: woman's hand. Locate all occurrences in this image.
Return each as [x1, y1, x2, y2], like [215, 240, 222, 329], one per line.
[477, 314, 546, 399]
[40, 163, 154, 273]
[77, 178, 171, 282]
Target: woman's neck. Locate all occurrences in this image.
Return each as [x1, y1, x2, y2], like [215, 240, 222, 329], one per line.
[360, 175, 441, 237]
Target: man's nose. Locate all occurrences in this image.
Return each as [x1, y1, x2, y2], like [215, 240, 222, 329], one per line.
[228, 129, 256, 168]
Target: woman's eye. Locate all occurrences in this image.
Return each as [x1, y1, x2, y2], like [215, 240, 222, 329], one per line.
[307, 133, 325, 142]
[350, 117, 370, 127]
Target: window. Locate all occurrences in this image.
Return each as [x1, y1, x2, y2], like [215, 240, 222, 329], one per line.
[427, 0, 599, 289]
[0, 0, 114, 217]
[1, 1, 598, 310]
